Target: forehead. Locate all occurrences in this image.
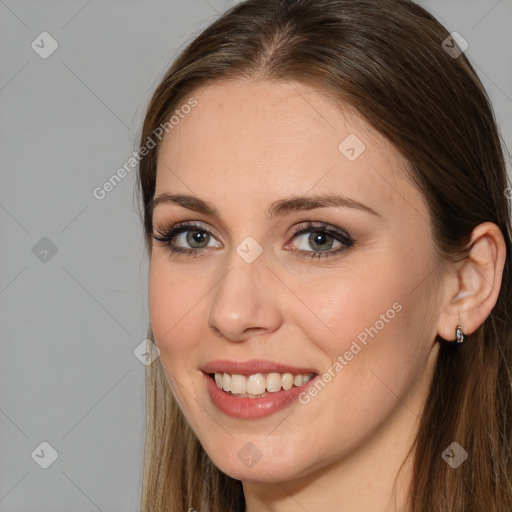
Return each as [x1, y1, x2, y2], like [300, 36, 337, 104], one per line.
[155, 79, 416, 218]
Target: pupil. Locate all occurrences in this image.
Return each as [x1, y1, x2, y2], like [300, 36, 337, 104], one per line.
[310, 232, 332, 250]
[188, 230, 208, 247]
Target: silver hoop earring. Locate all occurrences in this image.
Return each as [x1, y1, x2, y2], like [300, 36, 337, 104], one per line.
[455, 324, 467, 344]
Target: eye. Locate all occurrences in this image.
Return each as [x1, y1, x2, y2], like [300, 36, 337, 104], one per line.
[151, 220, 355, 260]
[151, 222, 221, 257]
[287, 221, 354, 259]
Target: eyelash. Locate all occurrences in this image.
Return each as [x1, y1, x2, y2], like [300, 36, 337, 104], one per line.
[151, 221, 355, 260]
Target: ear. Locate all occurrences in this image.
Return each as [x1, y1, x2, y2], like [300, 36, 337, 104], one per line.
[437, 222, 507, 341]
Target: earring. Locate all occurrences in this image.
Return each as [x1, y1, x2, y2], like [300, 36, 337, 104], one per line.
[455, 324, 467, 344]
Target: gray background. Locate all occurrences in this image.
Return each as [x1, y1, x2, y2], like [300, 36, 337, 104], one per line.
[0, 1, 510, 511]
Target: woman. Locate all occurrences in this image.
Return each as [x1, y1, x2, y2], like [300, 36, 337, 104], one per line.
[136, 0, 512, 510]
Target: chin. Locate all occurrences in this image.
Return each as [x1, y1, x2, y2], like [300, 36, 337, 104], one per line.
[217, 458, 300, 483]
[203, 439, 315, 484]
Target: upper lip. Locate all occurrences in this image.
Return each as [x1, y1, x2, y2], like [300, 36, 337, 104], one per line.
[202, 359, 318, 376]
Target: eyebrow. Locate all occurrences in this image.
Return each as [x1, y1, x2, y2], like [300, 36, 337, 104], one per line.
[150, 192, 383, 219]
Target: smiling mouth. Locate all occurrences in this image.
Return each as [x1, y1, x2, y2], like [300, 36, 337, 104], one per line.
[207, 371, 317, 398]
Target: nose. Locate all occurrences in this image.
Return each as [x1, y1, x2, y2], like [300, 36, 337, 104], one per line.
[207, 249, 283, 342]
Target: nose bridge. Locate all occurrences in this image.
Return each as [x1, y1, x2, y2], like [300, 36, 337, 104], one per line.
[207, 240, 281, 341]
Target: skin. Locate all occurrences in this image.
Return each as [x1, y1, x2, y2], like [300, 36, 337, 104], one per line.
[148, 79, 506, 512]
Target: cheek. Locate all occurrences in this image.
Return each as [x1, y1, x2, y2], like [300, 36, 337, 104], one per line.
[148, 262, 207, 415]
[148, 262, 201, 359]
[148, 264, 174, 344]
[297, 249, 436, 397]
[297, 265, 406, 351]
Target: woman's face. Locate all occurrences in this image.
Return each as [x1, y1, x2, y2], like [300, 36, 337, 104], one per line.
[149, 79, 444, 483]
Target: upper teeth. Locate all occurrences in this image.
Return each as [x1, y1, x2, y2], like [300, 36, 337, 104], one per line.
[214, 372, 315, 396]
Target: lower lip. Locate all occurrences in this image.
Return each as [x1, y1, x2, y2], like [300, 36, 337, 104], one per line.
[203, 372, 319, 419]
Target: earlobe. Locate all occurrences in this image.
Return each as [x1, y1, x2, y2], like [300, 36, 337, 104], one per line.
[436, 221, 506, 343]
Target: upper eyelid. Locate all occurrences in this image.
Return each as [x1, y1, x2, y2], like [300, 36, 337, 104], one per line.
[154, 220, 216, 236]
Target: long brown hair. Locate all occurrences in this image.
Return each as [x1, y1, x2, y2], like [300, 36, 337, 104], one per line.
[136, 1, 512, 510]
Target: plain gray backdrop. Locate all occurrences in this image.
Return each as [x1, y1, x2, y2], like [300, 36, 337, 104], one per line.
[1, 1, 511, 511]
